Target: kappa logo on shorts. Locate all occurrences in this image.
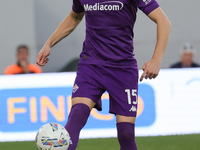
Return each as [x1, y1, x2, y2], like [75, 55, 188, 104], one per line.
[73, 84, 79, 93]
[129, 106, 136, 112]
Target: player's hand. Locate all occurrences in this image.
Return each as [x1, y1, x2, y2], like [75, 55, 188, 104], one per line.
[140, 59, 161, 82]
[36, 45, 51, 66]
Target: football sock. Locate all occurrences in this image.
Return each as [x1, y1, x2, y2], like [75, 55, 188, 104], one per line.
[117, 122, 137, 150]
[64, 103, 90, 150]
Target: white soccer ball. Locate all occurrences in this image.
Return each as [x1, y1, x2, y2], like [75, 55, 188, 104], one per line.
[35, 123, 70, 150]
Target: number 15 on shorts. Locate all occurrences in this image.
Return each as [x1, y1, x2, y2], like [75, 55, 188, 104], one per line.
[125, 89, 137, 112]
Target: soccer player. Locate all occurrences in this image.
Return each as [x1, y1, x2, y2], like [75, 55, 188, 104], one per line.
[36, 0, 171, 149]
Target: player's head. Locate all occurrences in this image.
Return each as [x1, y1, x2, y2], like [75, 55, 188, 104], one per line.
[16, 45, 29, 62]
[180, 43, 194, 67]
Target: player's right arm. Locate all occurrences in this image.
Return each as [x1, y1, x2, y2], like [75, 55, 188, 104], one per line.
[36, 10, 85, 66]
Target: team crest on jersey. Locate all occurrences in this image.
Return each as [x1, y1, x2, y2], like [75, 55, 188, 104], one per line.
[73, 84, 79, 93]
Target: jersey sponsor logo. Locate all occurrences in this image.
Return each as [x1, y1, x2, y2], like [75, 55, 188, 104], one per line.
[143, 0, 151, 5]
[84, 1, 123, 11]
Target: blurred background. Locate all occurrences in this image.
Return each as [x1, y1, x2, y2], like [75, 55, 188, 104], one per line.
[0, 1, 200, 149]
[0, 0, 200, 74]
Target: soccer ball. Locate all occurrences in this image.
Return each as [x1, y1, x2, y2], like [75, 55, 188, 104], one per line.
[35, 123, 70, 150]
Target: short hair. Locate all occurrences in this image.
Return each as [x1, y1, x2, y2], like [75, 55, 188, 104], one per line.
[183, 43, 193, 50]
[17, 45, 29, 53]
[181, 43, 194, 55]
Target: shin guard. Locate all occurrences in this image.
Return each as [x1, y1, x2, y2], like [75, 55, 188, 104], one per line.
[65, 103, 90, 150]
[117, 122, 137, 150]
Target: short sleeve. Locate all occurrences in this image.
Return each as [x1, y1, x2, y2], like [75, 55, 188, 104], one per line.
[134, 0, 159, 15]
[72, 0, 84, 13]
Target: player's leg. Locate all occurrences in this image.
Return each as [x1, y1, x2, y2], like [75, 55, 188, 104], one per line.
[116, 115, 137, 150]
[64, 64, 105, 150]
[103, 66, 138, 150]
[65, 97, 96, 150]
[109, 90, 138, 150]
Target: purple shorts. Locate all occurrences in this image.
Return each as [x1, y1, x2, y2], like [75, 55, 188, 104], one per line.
[72, 64, 138, 117]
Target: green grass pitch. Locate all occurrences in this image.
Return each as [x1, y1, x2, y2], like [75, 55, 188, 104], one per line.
[0, 134, 199, 150]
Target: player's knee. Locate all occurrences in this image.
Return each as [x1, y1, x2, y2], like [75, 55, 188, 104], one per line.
[72, 97, 95, 110]
[116, 115, 136, 124]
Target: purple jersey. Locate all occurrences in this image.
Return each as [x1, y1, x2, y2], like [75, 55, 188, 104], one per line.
[72, 0, 159, 68]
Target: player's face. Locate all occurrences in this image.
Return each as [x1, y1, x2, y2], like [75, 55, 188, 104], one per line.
[17, 48, 29, 61]
[181, 51, 193, 67]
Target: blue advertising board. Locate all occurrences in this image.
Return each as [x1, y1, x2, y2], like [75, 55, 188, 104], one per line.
[1, 69, 200, 141]
[0, 83, 155, 133]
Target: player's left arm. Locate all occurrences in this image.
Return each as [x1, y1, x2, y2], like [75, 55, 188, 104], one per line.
[140, 7, 171, 81]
